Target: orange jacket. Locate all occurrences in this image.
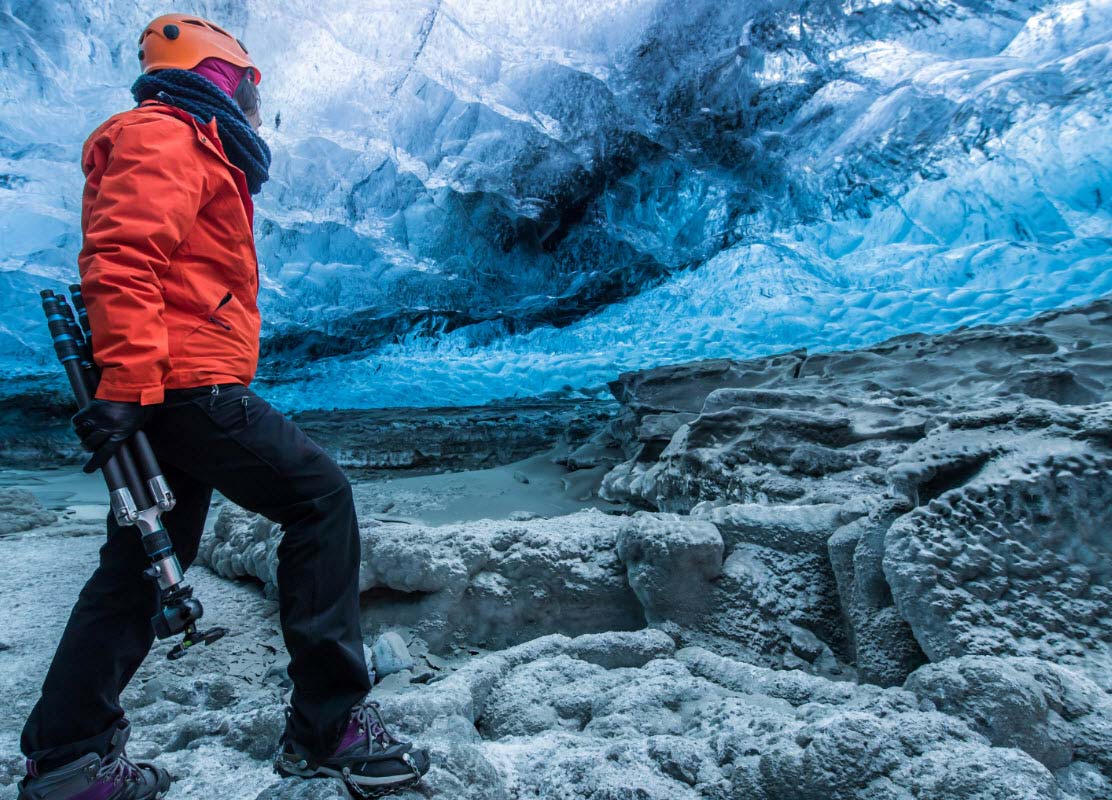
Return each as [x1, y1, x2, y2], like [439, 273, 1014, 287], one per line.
[78, 101, 261, 405]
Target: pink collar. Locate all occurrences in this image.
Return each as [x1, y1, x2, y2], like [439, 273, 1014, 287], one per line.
[191, 57, 245, 98]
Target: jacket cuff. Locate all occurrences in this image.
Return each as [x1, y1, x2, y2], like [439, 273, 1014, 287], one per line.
[94, 382, 165, 405]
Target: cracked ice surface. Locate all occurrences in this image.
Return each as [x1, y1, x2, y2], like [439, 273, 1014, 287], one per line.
[1, 0, 1111, 408]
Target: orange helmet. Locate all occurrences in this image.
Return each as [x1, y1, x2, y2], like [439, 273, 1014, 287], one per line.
[138, 13, 261, 84]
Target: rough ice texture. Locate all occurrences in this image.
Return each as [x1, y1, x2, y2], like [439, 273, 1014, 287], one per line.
[255, 632, 1067, 800]
[600, 301, 1112, 511]
[597, 298, 1112, 690]
[829, 502, 929, 687]
[905, 656, 1112, 794]
[200, 299, 1112, 699]
[205, 485, 848, 674]
[884, 421, 1112, 679]
[618, 510, 851, 676]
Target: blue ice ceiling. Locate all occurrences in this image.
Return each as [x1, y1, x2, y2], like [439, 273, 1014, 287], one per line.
[1, 0, 1110, 408]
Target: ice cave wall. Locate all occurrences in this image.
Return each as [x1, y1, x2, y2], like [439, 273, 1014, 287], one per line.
[1, 0, 1110, 408]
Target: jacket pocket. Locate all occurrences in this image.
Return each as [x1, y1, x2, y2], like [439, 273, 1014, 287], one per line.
[208, 292, 234, 330]
[183, 290, 234, 339]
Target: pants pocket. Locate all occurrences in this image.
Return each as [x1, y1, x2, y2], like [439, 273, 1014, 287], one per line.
[191, 384, 255, 434]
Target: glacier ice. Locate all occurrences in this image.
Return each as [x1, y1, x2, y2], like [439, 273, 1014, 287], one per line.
[0, 0, 1110, 408]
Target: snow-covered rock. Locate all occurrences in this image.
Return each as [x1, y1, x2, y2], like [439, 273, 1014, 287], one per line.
[619, 509, 850, 675]
[829, 501, 927, 687]
[200, 299, 1112, 692]
[201, 507, 645, 651]
[120, 297, 1112, 798]
[598, 298, 1112, 688]
[6, 338, 1112, 800]
[362, 634, 1069, 800]
[601, 299, 1112, 512]
[0, 488, 56, 534]
[905, 655, 1112, 794]
[615, 513, 723, 634]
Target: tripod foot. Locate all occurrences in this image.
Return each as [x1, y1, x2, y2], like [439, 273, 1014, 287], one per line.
[167, 626, 229, 660]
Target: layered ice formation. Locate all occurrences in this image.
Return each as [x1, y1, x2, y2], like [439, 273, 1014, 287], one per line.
[2, 0, 1110, 407]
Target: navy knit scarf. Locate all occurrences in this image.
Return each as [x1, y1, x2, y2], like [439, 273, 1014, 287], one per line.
[132, 69, 271, 195]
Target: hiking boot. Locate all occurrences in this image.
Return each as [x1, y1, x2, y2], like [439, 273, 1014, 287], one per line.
[19, 721, 170, 800]
[275, 700, 429, 798]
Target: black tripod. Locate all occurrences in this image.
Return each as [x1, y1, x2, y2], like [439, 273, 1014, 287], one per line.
[41, 286, 227, 660]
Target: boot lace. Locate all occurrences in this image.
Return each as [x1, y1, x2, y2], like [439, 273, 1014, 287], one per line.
[352, 700, 397, 752]
[97, 755, 141, 785]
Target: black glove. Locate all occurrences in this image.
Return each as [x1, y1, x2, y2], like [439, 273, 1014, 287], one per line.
[72, 399, 151, 474]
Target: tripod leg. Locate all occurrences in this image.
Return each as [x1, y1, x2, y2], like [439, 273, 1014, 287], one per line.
[20, 463, 209, 769]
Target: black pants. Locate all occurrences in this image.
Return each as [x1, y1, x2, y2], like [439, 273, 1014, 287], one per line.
[21, 384, 371, 771]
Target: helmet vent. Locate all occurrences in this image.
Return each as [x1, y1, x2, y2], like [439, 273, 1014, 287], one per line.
[162, 24, 180, 40]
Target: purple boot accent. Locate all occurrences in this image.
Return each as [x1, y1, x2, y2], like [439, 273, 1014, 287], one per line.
[18, 722, 170, 800]
[67, 759, 141, 800]
[275, 699, 430, 797]
[333, 704, 391, 756]
[334, 717, 367, 754]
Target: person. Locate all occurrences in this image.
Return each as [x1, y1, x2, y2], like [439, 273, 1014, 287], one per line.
[17, 13, 430, 800]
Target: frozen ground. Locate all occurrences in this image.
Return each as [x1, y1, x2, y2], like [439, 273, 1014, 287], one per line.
[0, 524, 285, 799]
[4, 517, 1107, 800]
[3, 298, 1110, 799]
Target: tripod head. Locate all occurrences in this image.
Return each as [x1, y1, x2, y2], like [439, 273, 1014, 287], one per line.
[148, 580, 229, 660]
